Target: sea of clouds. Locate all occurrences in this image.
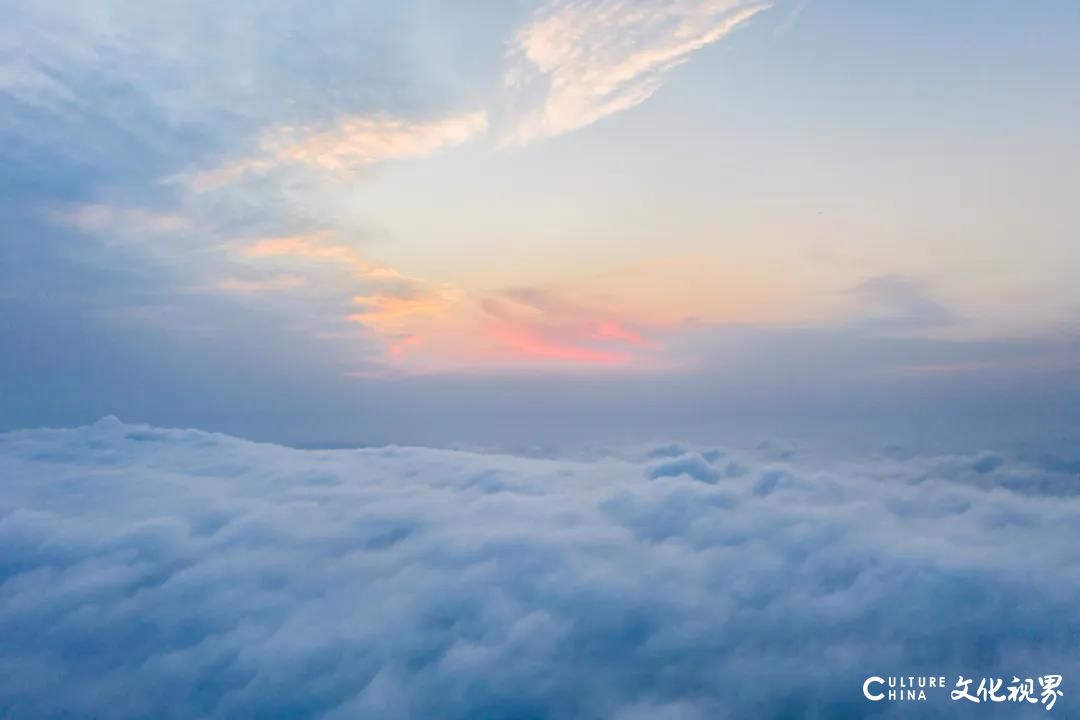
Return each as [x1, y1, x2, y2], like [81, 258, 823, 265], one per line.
[2, 417, 1079, 718]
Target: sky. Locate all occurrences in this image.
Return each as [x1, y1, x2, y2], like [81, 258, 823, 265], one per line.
[2, 0, 1080, 448]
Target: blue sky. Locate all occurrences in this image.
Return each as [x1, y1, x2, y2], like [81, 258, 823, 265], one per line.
[2, 0, 1079, 447]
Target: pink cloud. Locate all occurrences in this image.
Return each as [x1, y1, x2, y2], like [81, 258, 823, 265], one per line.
[488, 323, 630, 366]
[593, 320, 662, 349]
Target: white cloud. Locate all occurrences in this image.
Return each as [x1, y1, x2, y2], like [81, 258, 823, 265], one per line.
[502, 0, 771, 145]
[1, 418, 1079, 717]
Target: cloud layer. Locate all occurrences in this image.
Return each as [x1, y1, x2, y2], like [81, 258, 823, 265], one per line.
[2, 419, 1079, 717]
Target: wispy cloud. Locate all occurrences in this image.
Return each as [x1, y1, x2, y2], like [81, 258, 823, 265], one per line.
[52, 203, 189, 243]
[348, 290, 458, 359]
[349, 294, 449, 326]
[773, 0, 811, 39]
[214, 274, 308, 294]
[847, 275, 954, 333]
[502, 0, 771, 145]
[241, 233, 410, 282]
[238, 232, 460, 364]
[192, 111, 487, 191]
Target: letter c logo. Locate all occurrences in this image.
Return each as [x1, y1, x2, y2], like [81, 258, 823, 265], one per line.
[863, 676, 885, 701]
